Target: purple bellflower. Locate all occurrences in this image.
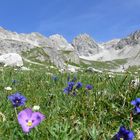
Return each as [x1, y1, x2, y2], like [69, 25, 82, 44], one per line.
[63, 81, 82, 95]
[8, 92, 27, 107]
[75, 82, 82, 89]
[18, 108, 45, 133]
[86, 84, 93, 90]
[112, 126, 134, 140]
[131, 98, 140, 114]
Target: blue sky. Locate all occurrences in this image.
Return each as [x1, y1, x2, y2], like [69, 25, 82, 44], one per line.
[0, 0, 140, 42]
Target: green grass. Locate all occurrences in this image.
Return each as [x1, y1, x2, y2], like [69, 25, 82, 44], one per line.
[80, 60, 119, 70]
[22, 47, 50, 64]
[127, 65, 140, 73]
[0, 67, 140, 139]
[80, 58, 128, 71]
[112, 58, 127, 65]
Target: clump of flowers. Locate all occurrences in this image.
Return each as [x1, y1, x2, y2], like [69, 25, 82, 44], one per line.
[63, 81, 82, 95]
[112, 126, 134, 140]
[18, 108, 45, 133]
[8, 92, 27, 107]
[131, 98, 140, 115]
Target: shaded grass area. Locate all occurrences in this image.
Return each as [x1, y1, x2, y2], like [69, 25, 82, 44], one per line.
[80, 58, 127, 70]
[21, 47, 51, 65]
[127, 65, 140, 73]
[0, 67, 140, 139]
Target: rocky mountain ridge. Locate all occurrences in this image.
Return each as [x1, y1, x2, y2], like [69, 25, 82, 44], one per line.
[0, 27, 79, 68]
[72, 34, 99, 56]
[0, 26, 140, 70]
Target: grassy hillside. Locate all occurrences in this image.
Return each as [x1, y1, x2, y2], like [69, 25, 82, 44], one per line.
[80, 58, 127, 70]
[22, 47, 51, 65]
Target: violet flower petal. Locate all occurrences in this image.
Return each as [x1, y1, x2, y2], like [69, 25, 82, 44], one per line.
[30, 112, 45, 128]
[18, 109, 33, 133]
[18, 108, 45, 133]
[131, 100, 136, 105]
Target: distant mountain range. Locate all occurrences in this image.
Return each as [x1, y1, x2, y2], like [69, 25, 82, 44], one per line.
[0, 26, 140, 71]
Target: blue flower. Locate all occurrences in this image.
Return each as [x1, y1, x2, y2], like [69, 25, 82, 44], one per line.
[68, 82, 75, 90]
[86, 84, 93, 90]
[8, 92, 27, 107]
[71, 76, 77, 82]
[75, 82, 82, 89]
[63, 87, 70, 94]
[63, 82, 75, 94]
[131, 98, 140, 114]
[52, 75, 58, 81]
[112, 126, 134, 140]
[12, 79, 17, 84]
[63, 81, 82, 95]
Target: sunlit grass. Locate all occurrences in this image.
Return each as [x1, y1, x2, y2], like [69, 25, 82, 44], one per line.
[0, 67, 140, 139]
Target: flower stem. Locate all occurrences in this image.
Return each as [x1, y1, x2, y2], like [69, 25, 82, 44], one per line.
[35, 127, 39, 132]
[14, 107, 18, 118]
[130, 112, 133, 129]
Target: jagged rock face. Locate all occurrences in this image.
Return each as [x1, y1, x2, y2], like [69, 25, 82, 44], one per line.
[72, 34, 99, 56]
[0, 27, 49, 55]
[114, 30, 140, 49]
[0, 39, 34, 55]
[0, 27, 79, 68]
[131, 30, 140, 40]
[45, 34, 79, 68]
[0, 53, 23, 67]
[0, 27, 49, 46]
[100, 39, 120, 49]
[1, 26, 140, 70]
[49, 34, 74, 51]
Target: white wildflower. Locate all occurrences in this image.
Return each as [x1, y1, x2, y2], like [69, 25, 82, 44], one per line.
[32, 105, 40, 111]
[4, 86, 12, 91]
[134, 72, 138, 74]
[109, 74, 114, 78]
[131, 77, 140, 87]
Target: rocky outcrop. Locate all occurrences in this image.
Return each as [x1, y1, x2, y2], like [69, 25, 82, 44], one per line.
[45, 34, 79, 68]
[0, 27, 79, 69]
[0, 53, 23, 67]
[49, 34, 74, 51]
[0, 39, 35, 55]
[1, 26, 140, 70]
[114, 30, 140, 49]
[100, 39, 120, 49]
[72, 34, 99, 56]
